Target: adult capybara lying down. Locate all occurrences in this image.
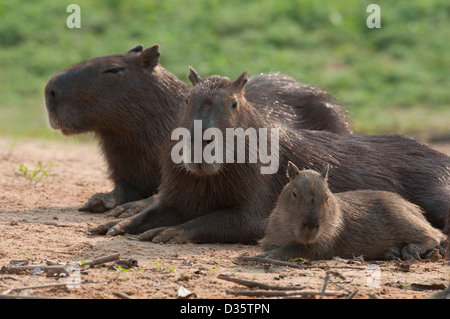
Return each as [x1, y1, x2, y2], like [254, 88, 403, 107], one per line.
[44, 45, 352, 214]
[88, 69, 449, 244]
[260, 163, 447, 261]
[445, 211, 450, 259]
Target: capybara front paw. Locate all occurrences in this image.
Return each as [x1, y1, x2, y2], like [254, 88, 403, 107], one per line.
[87, 219, 135, 237]
[105, 198, 154, 218]
[87, 220, 121, 235]
[137, 227, 189, 244]
[401, 244, 421, 260]
[79, 193, 109, 212]
[255, 250, 286, 260]
[80, 192, 120, 213]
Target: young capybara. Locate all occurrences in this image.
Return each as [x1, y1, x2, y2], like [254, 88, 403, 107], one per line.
[88, 69, 449, 244]
[260, 163, 447, 261]
[44, 44, 352, 213]
[445, 210, 450, 259]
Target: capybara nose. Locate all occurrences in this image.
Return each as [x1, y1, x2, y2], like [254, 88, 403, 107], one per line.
[45, 79, 59, 106]
[303, 221, 319, 231]
[48, 90, 57, 100]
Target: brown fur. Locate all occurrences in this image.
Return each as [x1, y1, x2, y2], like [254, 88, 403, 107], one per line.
[44, 45, 352, 212]
[88, 70, 449, 244]
[445, 209, 450, 259]
[260, 163, 447, 261]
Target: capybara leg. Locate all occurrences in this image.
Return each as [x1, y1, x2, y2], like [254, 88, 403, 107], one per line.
[79, 183, 142, 213]
[256, 249, 289, 261]
[88, 201, 183, 236]
[79, 192, 109, 213]
[106, 196, 156, 218]
[256, 245, 306, 261]
[401, 244, 421, 260]
[401, 241, 444, 260]
[383, 248, 401, 261]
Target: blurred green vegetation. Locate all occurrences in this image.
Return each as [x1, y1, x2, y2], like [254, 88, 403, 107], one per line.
[0, 0, 449, 140]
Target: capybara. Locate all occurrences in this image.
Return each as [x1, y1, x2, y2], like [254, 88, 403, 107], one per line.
[88, 69, 449, 244]
[259, 163, 447, 261]
[44, 45, 352, 213]
[445, 210, 450, 259]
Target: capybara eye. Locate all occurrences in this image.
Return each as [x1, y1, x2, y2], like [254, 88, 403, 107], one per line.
[185, 99, 189, 105]
[292, 191, 297, 198]
[231, 102, 238, 110]
[102, 67, 125, 74]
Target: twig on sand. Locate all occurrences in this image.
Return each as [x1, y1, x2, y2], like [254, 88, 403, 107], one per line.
[1, 253, 122, 275]
[320, 271, 331, 299]
[113, 291, 135, 299]
[2, 282, 75, 295]
[319, 270, 347, 299]
[0, 281, 92, 299]
[82, 253, 121, 267]
[238, 255, 366, 270]
[218, 274, 308, 291]
[226, 289, 349, 298]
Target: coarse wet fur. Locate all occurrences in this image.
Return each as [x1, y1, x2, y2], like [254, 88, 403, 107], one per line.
[260, 163, 447, 261]
[44, 45, 352, 213]
[88, 69, 450, 244]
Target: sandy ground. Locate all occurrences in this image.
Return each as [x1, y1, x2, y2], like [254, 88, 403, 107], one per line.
[0, 136, 448, 300]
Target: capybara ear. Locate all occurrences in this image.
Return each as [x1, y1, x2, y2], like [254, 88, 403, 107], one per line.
[127, 45, 143, 54]
[286, 161, 301, 180]
[233, 70, 248, 91]
[140, 44, 160, 70]
[188, 66, 202, 86]
[321, 164, 330, 180]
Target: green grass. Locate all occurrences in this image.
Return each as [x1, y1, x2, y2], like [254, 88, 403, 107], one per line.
[0, 0, 449, 140]
[14, 161, 54, 183]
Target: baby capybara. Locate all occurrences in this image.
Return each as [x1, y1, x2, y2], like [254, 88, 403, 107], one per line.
[260, 163, 447, 261]
[44, 45, 352, 213]
[88, 69, 449, 244]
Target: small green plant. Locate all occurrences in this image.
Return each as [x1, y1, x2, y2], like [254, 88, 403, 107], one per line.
[152, 260, 174, 273]
[116, 265, 130, 273]
[398, 283, 407, 289]
[15, 161, 54, 183]
[208, 264, 219, 273]
[23, 247, 30, 259]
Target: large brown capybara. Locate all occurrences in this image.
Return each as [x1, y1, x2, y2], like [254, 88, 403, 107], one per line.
[260, 163, 447, 261]
[44, 45, 352, 214]
[88, 69, 449, 244]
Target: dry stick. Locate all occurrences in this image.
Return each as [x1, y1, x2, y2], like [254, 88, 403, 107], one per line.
[218, 274, 308, 291]
[0, 294, 65, 299]
[238, 256, 306, 269]
[320, 271, 331, 299]
[2, 253, 122, 274]
[2, 282, 74, 294]
[226, 289, 348, 298]
[238, 256, 366, 270]
[1, 265, 68, 274]
[113, 291, 134, 299]
[117, 258, 138, 268]
[82, 253, 121, 267]
[0, 281, 91, 299]
[347, 290, 359, 299]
